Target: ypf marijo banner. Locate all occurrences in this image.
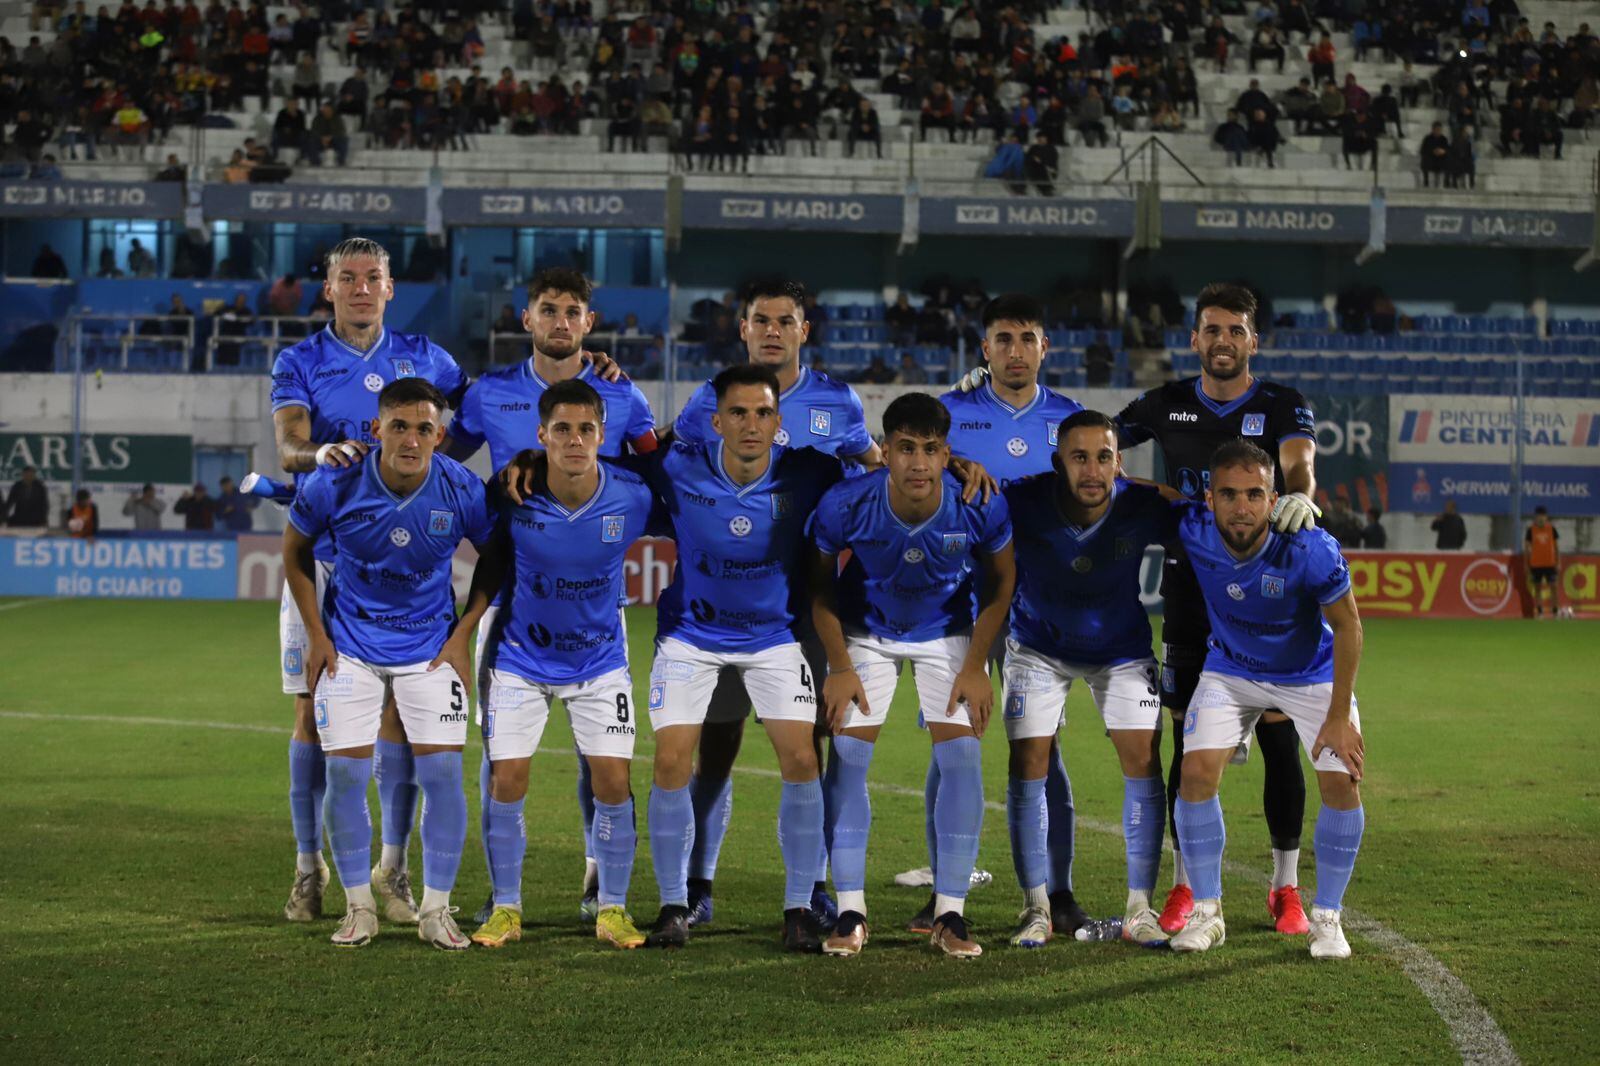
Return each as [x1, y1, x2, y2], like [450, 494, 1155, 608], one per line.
[0, 432, 193, 485]
[1388, 396, 1600, 515]
[1345, 551, 1600, 619]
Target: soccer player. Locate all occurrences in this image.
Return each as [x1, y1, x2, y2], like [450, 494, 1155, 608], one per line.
[282, 378, 495, 949]
[1000, 411, 1176, 949]
[445, 267, 658, 923]
[438, 379, 661, 950]
[940, 292, 1087, 938]
[667, 279, 881, 930]
[640, 363, 844, 952]
[1165, 440, 1365, 960]
[271, 237, 467, 925]
[1524, 506, 1562, 618]
[810, 393, 1016, 958]
[1115, 282, 1320, 937]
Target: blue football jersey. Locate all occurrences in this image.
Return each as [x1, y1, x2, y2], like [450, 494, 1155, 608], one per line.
[1175, 504, 1351, 684]
[288, 453, 494, 666]
[450, 359, 657, 473]
[1005, 477, 1173, 666]
[672, 365, 873, 459]
[810, 468, 1012, 643]
[271, 326, 467, 561]
[488, 464, 662, 685]
[646, 441, 844, 653]
[941, 382, 1084, 489]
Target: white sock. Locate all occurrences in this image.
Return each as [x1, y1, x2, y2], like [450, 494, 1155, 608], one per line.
[1172, 850, 1189, 888]
[1272, 848, 1300, 891]
[1023, 884, 1050, 911]
[345, 883, 375, 910]
[380, 844, 407, 873]
[1126, 888, 1151, 914]
[934, 893, 965, 917]
[421, 887, 451, 914]
[837, 889, 867, 917]
[296, 851, 320, 875]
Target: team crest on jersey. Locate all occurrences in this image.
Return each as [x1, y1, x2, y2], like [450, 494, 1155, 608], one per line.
[1261, 573, 1285, 598]
[774, 428, 791, 446]
[601, 514, 625, 542]
[1114, 538, 1134, 560]
[389, 526, 411, 547]
[809, 409, 832, 437]
[1006, 436, 1028, 457]
[364, 373, 385, 393]
[648, 684, 665, 711]
[1226, 582, 1245, 600]
[1072, 555, 1093, 574]
[428, 509, 453, 535]
[1048, 423, 1059, 447]
[283, 648, 302, 677]
[1241, 413, 1266, 436]
[729, 515, 753, 537]
[771, 492, 792, 519]
[391, 358, 416, 378]
[904, 547, 926, 563]
[1004, 691, 1026, 720]
[941, 532, 968, 556]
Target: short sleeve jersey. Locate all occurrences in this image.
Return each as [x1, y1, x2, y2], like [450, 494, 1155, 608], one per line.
[270, 326, 467, 561]
[647, 441, 845, 654]
[810, 468, 1012, 643]
[288, 453, 494, 666]
[450, 359, 657, 473]
[488, 464, 663, 685]
[672, 365, 873, 458]
[1005, 477, 1175, 665]
[940, 381, 1084, 489]
[1174, 502, 1351, 685]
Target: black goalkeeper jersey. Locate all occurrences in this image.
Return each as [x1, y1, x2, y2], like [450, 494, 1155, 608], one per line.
[1115, 376, 1317, 644]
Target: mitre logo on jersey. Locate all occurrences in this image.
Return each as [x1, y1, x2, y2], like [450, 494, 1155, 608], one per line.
[809, 409, 832, 436]
[941, 532, 968, 555]
[1226, 582, 1246, 600]
[364, 373, 385, 392]
[1006, 436, 1028, 457]
[428, 509, 453, 535]
[904, 547, 926, 563]
[1261, 573, 1285, 598]
[391, 358, 416, 378]
[1242, 413, 1266, 437]
[770, 493, 792, 519]
[389, 527, 411, 547]
[1170, 411, 1198, 422]
[601, 514, 624, 542]
[729, 515, 753, 537]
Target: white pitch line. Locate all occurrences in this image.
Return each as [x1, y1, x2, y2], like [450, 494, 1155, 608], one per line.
[0, 598, 56, 613]
[0, 709, 1520, 1064]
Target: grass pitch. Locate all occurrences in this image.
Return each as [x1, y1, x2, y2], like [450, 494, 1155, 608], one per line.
[0, 599, 1595, 1064]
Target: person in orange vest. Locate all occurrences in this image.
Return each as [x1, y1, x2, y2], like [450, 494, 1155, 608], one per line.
[66, 488, 98, 537]
[1524, 506, 1562, 619]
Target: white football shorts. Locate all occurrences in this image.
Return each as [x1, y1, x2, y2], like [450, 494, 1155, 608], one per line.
[836, 632, 974, 731]
[1001, 638, 1164, 741]
[279, 559, 333, 695]
[1184, 670, 1362, 775]
[647, 636, 817, 731]
[313, 654, 469, 752]
[481, 666, 637, 761]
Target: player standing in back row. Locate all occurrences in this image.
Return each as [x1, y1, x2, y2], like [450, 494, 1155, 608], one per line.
[1114, 282, 1321, 937]
[941, 293, 1087, 938]
[271, 238, 467, 925]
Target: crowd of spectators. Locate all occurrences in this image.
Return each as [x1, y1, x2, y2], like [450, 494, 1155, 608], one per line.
[0, 0, 1594, 185]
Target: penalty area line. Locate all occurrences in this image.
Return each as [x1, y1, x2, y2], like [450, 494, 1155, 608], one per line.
[0, 709, 1520, 1065]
